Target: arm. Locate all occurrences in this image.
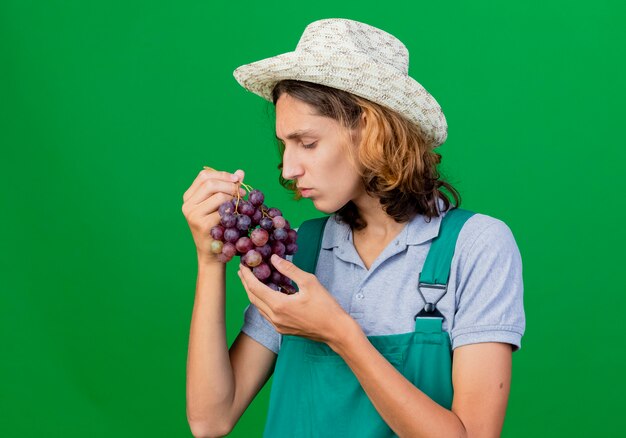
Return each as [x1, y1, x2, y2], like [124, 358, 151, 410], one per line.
[329, 317, 512, 438]
[186, 259, 276, 438]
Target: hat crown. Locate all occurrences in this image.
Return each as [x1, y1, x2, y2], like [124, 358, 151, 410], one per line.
[233, 18, 448, 147]
[295, 19, 409, 74]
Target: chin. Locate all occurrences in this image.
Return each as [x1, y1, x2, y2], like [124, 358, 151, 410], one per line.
[311, 198, 346, 215]
[311, 200, 328, 213]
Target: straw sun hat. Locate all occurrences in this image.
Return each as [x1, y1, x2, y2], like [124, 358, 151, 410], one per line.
[233, 18, 448, 148]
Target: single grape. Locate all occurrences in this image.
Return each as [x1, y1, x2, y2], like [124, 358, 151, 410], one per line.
[220, 213, 237, 228]
[268, 207, 282, 218]
[250, 228, 270, 246]
[243, 250, 263, 267]
[236, 214, 252, 231]
[253, 262, 271, 281]
[218, 200, 236, 216]
[251, 208, 263, 225]
[271, 241, 286, 258]
[270, 270, 284, 285]
[223, 228, 240, 243]
[210, 240, 224, 254]
[239, 200, 255, 216]
[249, 189, 265, 206]
[255, 244, 272, 259]
[259, 217, 274, 230]
[285, 243, 298, 255]
[273, 216, 286, 229]
[222, 242, 237, 258]
[216, 253, 232, 264]
[210, 225, 225, 241]
[284, 219, 291, 230]
[235, 237, 253, 254]
[274, 272, 291, 285]
[273, 228, 288, 241]
[286, 229, 297, 244]
[266, 282, 280, 291]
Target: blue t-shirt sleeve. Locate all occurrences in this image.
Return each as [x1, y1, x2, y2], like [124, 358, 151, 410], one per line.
[241, 302, 281, 354]
[450, 218, 526, 352]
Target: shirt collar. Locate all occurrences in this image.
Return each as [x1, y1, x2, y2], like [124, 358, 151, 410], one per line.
[321, 198, 447, 249]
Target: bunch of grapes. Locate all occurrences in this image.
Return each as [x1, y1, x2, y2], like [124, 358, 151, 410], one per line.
[209, 177, 298, 295]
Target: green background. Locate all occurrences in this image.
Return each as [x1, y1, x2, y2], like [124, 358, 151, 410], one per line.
[1, 0, 624, 436]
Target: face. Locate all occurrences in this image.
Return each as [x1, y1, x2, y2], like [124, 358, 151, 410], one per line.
[275, 93, 364, 214]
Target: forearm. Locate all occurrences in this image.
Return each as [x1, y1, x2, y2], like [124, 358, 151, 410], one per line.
[186, 258, 235, 433]
[329, 318, 467, 438]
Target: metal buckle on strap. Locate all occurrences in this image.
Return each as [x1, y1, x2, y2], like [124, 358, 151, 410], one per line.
[414, 274, 447, 320]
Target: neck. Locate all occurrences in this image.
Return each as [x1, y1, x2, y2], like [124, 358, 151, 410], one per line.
[351, 192, 408, 238]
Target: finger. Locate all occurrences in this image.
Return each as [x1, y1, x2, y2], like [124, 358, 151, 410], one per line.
[269, 254, 311, 286]
[183, 166, 236, 201]
[239, 275, 277, 328]
[237, 265, 274, 315]
[188, 178, 246, 207]
[239, 264, 280, 309]
[252, 300, 275, 328]
[185, 193, 231, 221]
[183, 168, 242, 203]
[255, 302, 278, 331]
[239, 264, 274, 307]
[240, 270, 260, 308]
[183, 187, 243, 221]
[240, 274, 278, 330]
[234, 169, 245, 182]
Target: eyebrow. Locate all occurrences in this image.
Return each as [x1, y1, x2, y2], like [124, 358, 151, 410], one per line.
[275, 129, 317, 141]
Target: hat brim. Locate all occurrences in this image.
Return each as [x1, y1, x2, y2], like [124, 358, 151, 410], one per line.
[233, 50, 448, 147]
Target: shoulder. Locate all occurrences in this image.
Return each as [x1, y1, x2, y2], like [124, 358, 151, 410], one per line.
[454, 211, 520, 258]
[449, 210, 523, 280]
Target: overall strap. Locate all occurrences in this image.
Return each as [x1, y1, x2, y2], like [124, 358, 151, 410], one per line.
[292, 216, 330, 278]
[421, 208, 476, 285]
[415, 207, 475, 318]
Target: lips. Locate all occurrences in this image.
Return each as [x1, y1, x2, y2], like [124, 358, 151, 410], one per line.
[299, 188, 314, 198]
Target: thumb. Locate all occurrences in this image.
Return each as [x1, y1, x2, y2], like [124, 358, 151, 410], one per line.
[270, 254, 310, 284]
[233, 169, 245, 182]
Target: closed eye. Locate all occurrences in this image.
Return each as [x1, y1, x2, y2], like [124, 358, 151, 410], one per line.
[276, 139, 317, 150]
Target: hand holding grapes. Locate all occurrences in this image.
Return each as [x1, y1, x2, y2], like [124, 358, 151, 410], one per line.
[182, 167, 247, 264]
[238, 255, 353, 346]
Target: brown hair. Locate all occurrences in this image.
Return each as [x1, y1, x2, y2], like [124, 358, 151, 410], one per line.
[271, 79, 461, 231]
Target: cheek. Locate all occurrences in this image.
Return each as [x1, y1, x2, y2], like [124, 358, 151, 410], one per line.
[313, 145, 360, 195]
[317, 160, 361, 203]
[322, 150, 354, 177]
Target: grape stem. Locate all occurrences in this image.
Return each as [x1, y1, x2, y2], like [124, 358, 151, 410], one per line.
[239, 182, 253, 192]
[202, 166, 269, 218]
[234, 181, 255, 214]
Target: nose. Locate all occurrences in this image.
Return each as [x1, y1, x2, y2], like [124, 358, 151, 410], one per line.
[281, 145, 304, 181]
